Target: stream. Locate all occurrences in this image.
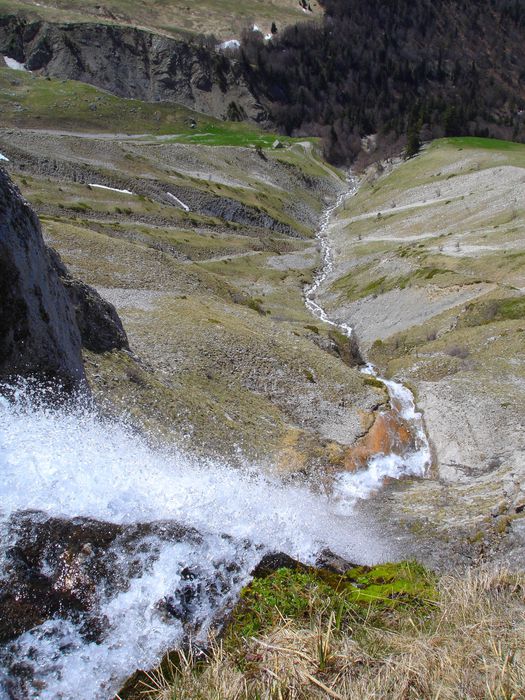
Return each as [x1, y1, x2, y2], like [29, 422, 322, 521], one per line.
[0, 181, 430, 700]
[304, 177, 431, 502]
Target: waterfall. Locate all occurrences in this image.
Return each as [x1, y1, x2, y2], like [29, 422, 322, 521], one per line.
[0, 383, 390, 700]
[0, 180, 430, 699]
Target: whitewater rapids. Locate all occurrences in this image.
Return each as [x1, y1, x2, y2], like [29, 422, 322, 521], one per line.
[0, 385, 391, 700]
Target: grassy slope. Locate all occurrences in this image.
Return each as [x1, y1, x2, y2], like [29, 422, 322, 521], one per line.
[0, 67, 308, 146]
[0, 67, 378, 470]
[120, 563, 525, 700]
[326, 137, 525, 551]
[0, 0, 320, 39]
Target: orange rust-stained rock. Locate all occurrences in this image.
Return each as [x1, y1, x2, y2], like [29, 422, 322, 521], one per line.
[343, 410, 414, 473]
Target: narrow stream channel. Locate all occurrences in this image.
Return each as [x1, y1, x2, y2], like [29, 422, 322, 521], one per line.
[305, 177, 432, 505]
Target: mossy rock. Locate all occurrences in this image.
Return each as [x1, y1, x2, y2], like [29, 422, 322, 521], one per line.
[363, 375, 385, 390]
[225, 560, 437, 648]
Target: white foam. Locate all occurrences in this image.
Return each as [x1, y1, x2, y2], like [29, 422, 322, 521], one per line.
[0, 390, 385, 554]
[3, 55, 27, 71]
[0, 385, 390, 699]
[88, 183, 134, 195]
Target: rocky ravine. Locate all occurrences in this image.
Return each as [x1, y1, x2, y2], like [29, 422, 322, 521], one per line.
[320, 139, 525, 569]
[1, 110, 391, 472]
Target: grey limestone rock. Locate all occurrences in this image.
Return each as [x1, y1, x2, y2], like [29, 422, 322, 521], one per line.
[0, 168, 129, 390]
[0, 16, 266, 122]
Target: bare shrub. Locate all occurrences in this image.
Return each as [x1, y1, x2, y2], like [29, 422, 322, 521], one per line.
[446, 345, 470, 359]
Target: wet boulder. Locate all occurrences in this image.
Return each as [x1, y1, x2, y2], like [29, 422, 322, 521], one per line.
[0, 512, 202, 644]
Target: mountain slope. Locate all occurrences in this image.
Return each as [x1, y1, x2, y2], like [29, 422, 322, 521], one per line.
[0, 0, 320, 40]
[2, 0, 524, 163]
[242, 0, 525, 160]
[324, 137, 525, 566]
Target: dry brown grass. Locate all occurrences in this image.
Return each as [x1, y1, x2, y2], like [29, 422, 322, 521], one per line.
[138, 566, 525, 700]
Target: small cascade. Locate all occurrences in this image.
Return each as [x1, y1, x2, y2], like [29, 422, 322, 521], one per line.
[304, 179, 431, 509]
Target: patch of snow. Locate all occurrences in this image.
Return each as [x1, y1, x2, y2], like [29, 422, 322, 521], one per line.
[88, 183, 134, 195]
[218, 39, 240, 51]
[252, 24, 261, 32]
[166, 192, 190, 212]
[264, 33, 272, 41]
[3, 56, 27, 71]
[0, 152, 9, 162]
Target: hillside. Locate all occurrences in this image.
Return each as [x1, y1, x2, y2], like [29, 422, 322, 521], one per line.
[322, 137, 525, 567]
[0, 66, 387, 474]
[0, 0, 320, 40]
[2, 0, 525, 163]
[240, 0, 525, 161]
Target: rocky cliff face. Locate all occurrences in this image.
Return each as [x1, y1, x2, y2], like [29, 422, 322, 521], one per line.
[0, 167, 87, 389]
[49, 248, 129, 354]
[0, 167, 128, 390]
[0, 16, 264, 122]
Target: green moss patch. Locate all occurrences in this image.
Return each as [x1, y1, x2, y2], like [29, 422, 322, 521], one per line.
[226, 561, 437, 646]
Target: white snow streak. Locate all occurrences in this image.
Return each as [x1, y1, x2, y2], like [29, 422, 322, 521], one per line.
[88, 183, 134, 195]
[166, 192, 190, 212]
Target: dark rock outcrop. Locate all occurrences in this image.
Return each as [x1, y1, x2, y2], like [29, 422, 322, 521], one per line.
[0, 167, 86, 389]
[0, 16, 265, 122]
[250, 551, 306, 578]
[0, 168, 129, 389]
[0, 512, 201, 644]
[252, 549, 357, 579]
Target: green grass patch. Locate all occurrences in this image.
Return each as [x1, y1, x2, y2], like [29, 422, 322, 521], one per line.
[226, 561, 437, 646]
[443, 136, 525, 153]
[458, 296, 525, 328]
[170, 124, 299, 149]
[0, 67, 305, 147]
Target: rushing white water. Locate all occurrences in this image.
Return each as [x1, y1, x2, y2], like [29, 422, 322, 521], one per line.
[0, 385, 390, 700]
[305, 178, 431, 504]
